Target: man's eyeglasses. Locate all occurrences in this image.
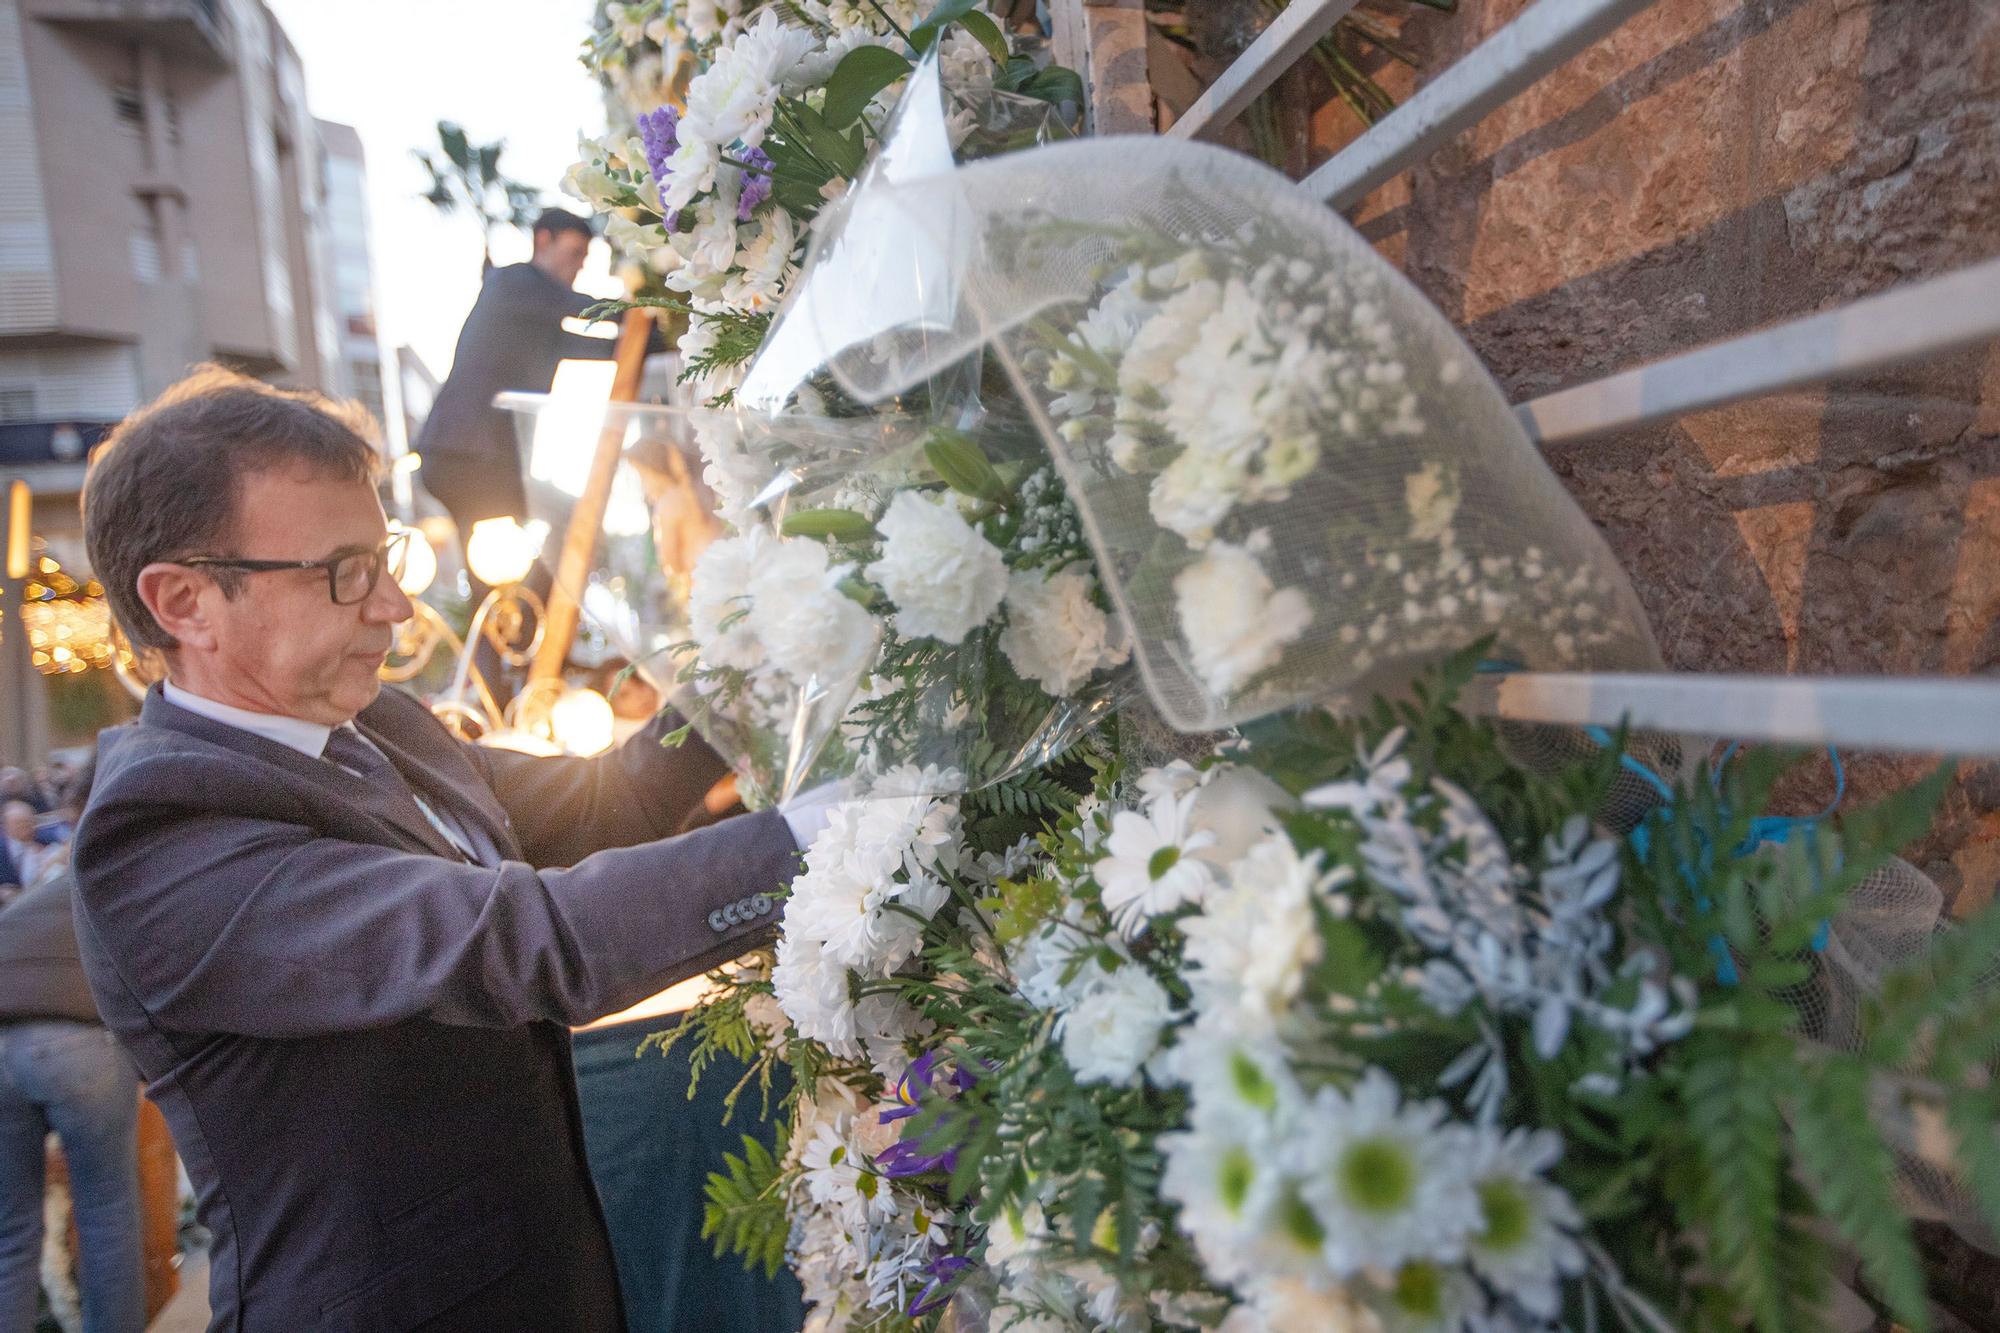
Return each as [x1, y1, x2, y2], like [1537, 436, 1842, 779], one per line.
[182, 530, 413, 606]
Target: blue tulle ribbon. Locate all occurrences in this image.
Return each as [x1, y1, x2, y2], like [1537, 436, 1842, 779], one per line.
[1599, 727, 1844, 985]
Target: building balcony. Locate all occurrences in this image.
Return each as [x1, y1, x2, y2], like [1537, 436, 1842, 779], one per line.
[25, 0, 231, 68]
[0, 421, 114, 496]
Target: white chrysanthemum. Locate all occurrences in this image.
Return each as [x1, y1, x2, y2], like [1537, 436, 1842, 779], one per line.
[1057, 964, 1173, 1086]
[997, 565, 1129, 696]
[1119, 278, 1220, 406]
[1295, 1070, 1482, 1277]
[687, 529, 767, 670]
[853, 787, 963, 880]
[800, 1113, 865, 1212]
[745, 536, 879, 683]
[681, 196, 742, 277]
[787, 799, 954, 976]
[721, 208, 798, 312]
[865, 491, 1008, 643]
[772, 931, 855, 1048]
[788, 868, 893, 973]
[683, 10, 818, 149]
[1181, 835, 1346, 1033]
[684, 0, 748, 44]
[786, 22, 883, 89]
[1457, 1124, 1584, 1317]
[1173, 533, 1312, 698]
[1161, 1033, 1330, 1290]
[1093, 787, 1217, 937]
[658, 134, 719, 210]
[1148, 442, 1252, 546]
[1160, 1107, 1287, 1286]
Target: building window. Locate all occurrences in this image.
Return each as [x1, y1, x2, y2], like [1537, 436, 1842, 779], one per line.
[112, 85, 145, 132]
[0, 387, 36, 422]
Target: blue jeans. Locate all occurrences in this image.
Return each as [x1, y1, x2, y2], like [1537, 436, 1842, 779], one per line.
[0, 1021, 146, 1333]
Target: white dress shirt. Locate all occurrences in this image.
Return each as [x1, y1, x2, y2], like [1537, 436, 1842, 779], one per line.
[162, 682, 479, 860]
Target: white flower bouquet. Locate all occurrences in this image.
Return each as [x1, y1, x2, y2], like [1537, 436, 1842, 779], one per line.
[566, 9, 2000, 1333]
[675, 396, 1135, 804]
[575, 0, 1077, 408]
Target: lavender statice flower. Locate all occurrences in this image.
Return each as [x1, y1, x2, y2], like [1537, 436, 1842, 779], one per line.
[636, 104, 680, 186]
[736, 145, 774, 219]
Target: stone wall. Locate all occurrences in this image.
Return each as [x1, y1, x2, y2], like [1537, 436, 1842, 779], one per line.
[1330, 0, 2000, 913]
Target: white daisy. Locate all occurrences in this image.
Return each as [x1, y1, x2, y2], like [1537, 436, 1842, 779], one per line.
[1367, 1259, 1488, 1333]
[1458, 1124, 1584, 1318]
[1093, 787, 1217, 937]
[1294, 1069, 1482, 1277]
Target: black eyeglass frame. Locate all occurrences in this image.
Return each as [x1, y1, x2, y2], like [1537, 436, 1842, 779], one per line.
[181, 529, 412, 606]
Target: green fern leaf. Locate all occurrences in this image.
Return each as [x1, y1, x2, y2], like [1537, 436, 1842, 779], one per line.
[701, 1134, 791, 1278]
[1681, 1038, 1796, 1331]
[1788, 1058, 1930, 1331]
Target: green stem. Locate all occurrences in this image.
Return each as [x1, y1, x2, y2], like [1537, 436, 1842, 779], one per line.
[864, 0, 913, 45]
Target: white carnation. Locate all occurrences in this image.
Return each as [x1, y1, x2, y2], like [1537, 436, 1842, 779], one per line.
[687, 529, 768, 671]
[1058, 964, 1174, 1087]
[1181, 835, 1343, 1034]
[1174, 534, 1311, 698]
[692, 411, 768, 529]
[865, 491, 1007, 643]
[998, 565, 1129, 696]
[745, 537, 879, 683]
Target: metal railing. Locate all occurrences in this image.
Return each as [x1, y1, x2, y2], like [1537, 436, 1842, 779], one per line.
[1048, 0, 2000, 756]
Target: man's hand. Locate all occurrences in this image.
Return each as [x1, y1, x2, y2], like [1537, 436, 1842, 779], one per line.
[778, 780, 852, 853]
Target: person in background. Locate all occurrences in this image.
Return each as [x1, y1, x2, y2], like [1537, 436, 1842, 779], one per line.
[37, 770, 90, 846]
[0, 773, 149, 1333]
[417, 207, 652, 598]
[0, 770, 47, 816]
[1, 803, 56, 904]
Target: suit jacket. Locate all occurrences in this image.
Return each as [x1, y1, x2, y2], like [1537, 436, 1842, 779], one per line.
[0, 873, 98, 1024]
[72, 684, 799, 1332]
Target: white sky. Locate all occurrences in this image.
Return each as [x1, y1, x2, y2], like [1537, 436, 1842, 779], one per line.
[265, 0, 623, 383]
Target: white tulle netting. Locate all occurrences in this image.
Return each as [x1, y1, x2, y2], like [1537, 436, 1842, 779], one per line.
[754, 118, 1661, 733]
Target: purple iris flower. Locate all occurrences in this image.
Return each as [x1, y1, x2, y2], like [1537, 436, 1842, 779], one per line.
[636, 104, 680, 186]
[908, 1254, 974, 1317]
[876, 1051, 979, 1178]
[735, 146, 775, 219]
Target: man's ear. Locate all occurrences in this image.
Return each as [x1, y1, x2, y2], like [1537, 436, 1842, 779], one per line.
[135, 562, 217, 653]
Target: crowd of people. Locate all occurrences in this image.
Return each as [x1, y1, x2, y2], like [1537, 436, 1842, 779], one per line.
[0, 760, 92, 907]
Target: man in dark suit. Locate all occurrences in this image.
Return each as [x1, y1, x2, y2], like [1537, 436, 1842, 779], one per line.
[417, 208, 645, 592]
[72, 367, 832, 1331]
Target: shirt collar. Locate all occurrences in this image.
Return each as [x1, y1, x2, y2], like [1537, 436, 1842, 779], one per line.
[161, 682, 336, 760]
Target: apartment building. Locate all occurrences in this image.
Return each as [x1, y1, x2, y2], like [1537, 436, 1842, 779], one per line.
[0, 0, 353, 758]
